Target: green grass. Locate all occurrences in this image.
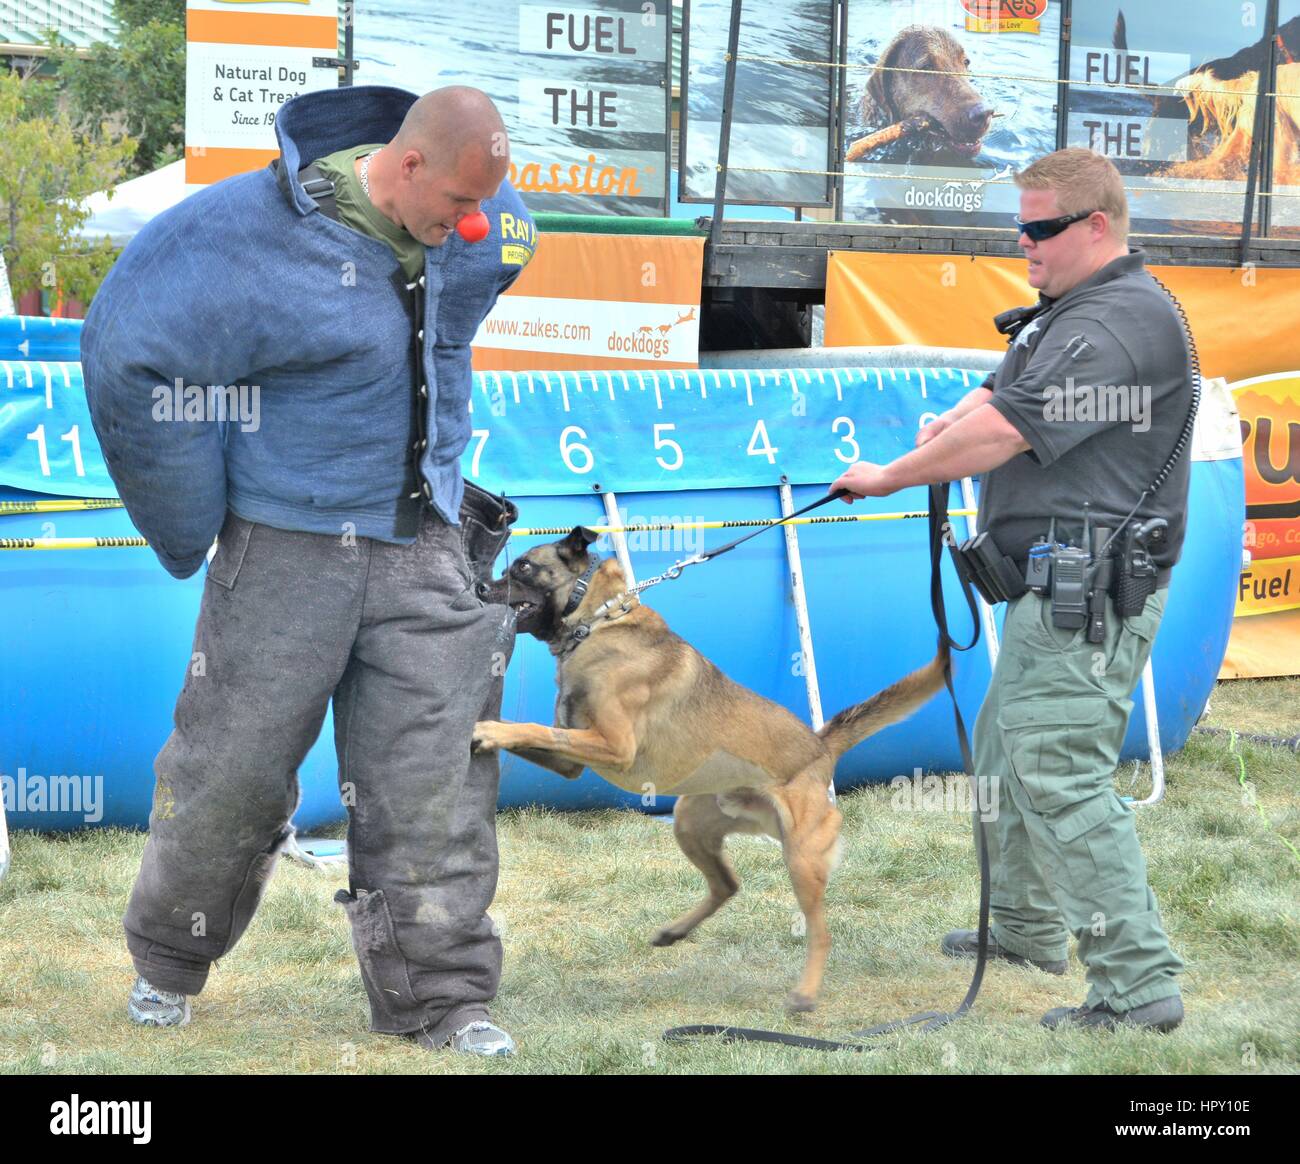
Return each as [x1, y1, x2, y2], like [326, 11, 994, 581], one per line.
[1, 679, 1296, 1075]
[1200, 676, 1300, 738]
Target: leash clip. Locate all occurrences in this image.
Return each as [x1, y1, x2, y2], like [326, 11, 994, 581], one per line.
[666, 553, 707, 579]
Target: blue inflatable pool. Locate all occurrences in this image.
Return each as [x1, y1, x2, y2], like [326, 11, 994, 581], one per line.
[0, 315, 1244, 830]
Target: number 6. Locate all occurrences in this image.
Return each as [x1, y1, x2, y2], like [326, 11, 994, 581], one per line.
[560, 425, 594, 474]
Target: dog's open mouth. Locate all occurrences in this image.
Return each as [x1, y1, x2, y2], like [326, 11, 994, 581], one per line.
[509, 599, 545, 629]
[925, 120, 985, 158]
[946, 136, 983, 158]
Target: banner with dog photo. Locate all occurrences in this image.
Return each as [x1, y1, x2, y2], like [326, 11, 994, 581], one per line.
[1063, 1, 1298, 233]
[841, 0, 1061, 227]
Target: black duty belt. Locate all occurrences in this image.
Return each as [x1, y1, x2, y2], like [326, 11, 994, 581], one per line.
[1011, 559, 1172, 591]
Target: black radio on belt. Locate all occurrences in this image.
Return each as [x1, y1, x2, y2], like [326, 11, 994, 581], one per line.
[1019, 511, 1170, 639]
[1113, 518, 1168, 616]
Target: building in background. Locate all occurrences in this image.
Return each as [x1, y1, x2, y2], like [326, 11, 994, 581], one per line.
[0, 0, 118, 70]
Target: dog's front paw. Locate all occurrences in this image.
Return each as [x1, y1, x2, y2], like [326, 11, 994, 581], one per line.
[784, 990, 817, 1014]
[471, 721, 506, 754]
[650, 926, 684, 948]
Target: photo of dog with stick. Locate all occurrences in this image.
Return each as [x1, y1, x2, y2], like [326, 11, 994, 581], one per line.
[842, 1, 1060, 227]
[851, 24, 996, 165]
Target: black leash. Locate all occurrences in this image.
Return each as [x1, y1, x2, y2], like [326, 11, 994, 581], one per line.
[663, 481, 990, 1053]
[599, 487, 855, 598]
[696, 487, 852, 560]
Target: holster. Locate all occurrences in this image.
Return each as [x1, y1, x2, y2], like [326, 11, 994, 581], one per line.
[952, 530, 1028, 605]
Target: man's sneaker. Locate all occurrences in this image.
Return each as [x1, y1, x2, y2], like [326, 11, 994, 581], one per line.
[941, 929, 1068, 975]
[449, 1020, 515, 1057]
[1041, 995, 1184, 1033]
[406, 1018, 516, 1056]
[127, 975, 191, 1027]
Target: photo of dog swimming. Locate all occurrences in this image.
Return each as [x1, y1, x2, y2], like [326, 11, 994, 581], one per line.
[1061, 4, 1300, 231]
[853, 24, 995, 164]
[842, 1, 1060, 225]
[1137, 11, 1300, 185]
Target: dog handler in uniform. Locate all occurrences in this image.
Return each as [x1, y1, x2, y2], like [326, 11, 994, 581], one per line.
[829, 149, 1189, 1031]
[81, 85, 534, 1055]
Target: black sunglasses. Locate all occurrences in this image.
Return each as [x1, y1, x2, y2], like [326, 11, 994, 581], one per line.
[1013, 209, 1098, 242]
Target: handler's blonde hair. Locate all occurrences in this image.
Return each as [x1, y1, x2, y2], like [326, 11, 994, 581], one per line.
[1015, 148, 1129, 241]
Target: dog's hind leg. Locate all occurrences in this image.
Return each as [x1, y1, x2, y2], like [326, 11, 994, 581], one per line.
[774, 770, 843, 1013]
[650, 794, 744, 947]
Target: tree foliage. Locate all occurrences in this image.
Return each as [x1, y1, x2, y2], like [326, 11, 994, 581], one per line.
[52, 1, 185, 177]
[0, 71, 136, 302]
[115, 0, 187, 33]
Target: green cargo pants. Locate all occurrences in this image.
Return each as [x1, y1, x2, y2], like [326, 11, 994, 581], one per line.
[971, 586, 1184, 1011]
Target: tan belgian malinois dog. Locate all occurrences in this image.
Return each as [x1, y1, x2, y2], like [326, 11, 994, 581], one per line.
[473, 527, 947, 1011]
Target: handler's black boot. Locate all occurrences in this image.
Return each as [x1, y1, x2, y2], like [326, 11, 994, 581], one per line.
[941, 929, 1068, 975]
[1041, 995, 1184, 1032]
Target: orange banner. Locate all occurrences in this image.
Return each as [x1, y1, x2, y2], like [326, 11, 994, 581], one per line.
[472, 233, 704, 372]
[187, 9, 338, 49]
[184, 145, 280, 185]
[825, 249, 1300, 678]
[826, 250, 1300, 385]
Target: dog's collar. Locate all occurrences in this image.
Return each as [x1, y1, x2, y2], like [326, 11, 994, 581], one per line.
[553, 591, 640, 658]
[560, 553, 602, 618]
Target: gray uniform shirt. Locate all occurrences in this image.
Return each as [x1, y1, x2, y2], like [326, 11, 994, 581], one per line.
[978, 248, 1194, 570]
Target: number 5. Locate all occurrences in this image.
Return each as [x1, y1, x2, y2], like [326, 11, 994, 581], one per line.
[653, 423, 683, 470]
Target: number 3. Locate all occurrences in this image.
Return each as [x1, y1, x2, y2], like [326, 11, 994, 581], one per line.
[832, 416, 859, 464]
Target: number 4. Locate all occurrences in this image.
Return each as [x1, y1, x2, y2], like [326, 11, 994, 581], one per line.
[747, 419, 779, 464]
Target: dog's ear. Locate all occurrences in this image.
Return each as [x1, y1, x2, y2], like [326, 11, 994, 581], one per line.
[558, 525, 600, 566]
[862, 36, 898, 126]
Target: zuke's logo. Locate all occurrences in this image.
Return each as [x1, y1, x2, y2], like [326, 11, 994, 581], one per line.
[960, 0, 1049, 18]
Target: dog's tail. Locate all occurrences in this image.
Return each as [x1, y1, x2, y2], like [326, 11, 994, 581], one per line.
[817, 642, 950, 761]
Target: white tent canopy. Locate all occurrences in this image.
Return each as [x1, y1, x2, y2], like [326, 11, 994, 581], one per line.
[78, 160, 197, 248]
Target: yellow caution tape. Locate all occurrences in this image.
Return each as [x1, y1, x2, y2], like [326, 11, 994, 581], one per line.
[0, 498, 125, 515]
[0, 506, 978, 549]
